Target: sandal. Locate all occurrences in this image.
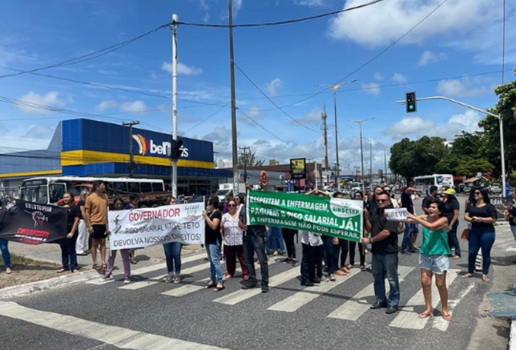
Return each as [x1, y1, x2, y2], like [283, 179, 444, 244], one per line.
[418, 311, 432, 319]
[101, 264, 107, 271]
[130, 258, 138, 264]
[213, 284, 225, 292]
[205, 281, 216, 289]
[442, 313, 452, 322]
[346, 264, 354, 269]
[360, 265, 366, 271]
[463, 273, 473, 279]
[92, 264, 100, 270]
[482, 274, 490, 282]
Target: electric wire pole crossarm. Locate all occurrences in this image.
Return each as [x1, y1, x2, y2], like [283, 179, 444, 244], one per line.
[396, 95, 506, 194]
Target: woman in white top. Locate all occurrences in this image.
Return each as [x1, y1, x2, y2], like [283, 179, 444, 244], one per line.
[220, 199, 248, 281]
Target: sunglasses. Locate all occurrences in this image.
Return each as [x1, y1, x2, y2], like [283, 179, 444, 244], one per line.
[376, 199, 389, 203]
[228, 204, 236, 207]
[474, 192, 481, 195]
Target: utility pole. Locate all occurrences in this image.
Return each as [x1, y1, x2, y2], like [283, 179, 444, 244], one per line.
[228, 0, 239, 193]
[383, 146, 388, 184]
[122, 121, 140, 178]
[321, 106, 329, 171]
[171, 14, 179, 197]
[352, 118, 374, 193]
[239, 146, 250, 183]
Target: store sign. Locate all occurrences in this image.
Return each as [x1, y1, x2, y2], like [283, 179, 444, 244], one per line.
[290, 158, 306, 179]
[132, 134, 188, 157]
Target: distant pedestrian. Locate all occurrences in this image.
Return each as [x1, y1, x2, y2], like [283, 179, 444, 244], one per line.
[504, 191, 516, 263]
[57, 191, 80, 273]
[104, 198, 131, 284]
[408, 199, 452, 322]
[442, 189, 460, 259]
[464, 188, 497, 282]
[76, 190, 89, 256]
[362, 191, 400, 314]
[401, 182, 421, 254]
[267, 226, 285, 256]
[221, 199, 248, 281]
[162, 197, 182, 283]
[84, 181, 110, 271]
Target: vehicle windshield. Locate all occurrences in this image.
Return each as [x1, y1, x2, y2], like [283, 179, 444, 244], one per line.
[20, 186, 48, 204]
[69, 185, 91, 197]
[216, 189, 231, 197]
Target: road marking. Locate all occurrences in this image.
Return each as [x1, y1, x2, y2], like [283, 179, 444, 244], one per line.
[86, 252, 207, 285]
[268, 269, 358, 312]
[0, 301, 228, 350]
[214, 265, 299, 305]
[162, 259, 278, 297]
[389, 269, 460, 329]
[432, 281, 475, 331]
[327, 265, 414, 321]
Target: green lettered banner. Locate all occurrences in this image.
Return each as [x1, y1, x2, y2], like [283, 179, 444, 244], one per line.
[247, 191, 363, 242]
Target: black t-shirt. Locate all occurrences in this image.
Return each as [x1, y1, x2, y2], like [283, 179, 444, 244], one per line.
[443, 198, 460, 224]
[239, 206, 266, 237]
[370, 206, 399, 254]
[77, 199, 85, 220]
[66, 205, 80, 231]
[400, 191, 414, 214]
[205, 210, 222, 245]
[466, 203, 498, 229]
[367, 200, 378, 213]
[507, 203, 516, 226]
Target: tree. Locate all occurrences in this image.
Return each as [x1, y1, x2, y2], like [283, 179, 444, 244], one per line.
[478, 81, 516, 177]
[450, 131, 483, 160]
[434, 155, 462, 175]
[454, 159, 495, 178]
[238, 151, 264, 168]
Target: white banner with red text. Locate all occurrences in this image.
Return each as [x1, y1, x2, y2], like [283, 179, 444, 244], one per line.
[108, 203, 205, 250]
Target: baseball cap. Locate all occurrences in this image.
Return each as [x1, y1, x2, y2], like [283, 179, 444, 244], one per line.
[444, 188, 456, 195]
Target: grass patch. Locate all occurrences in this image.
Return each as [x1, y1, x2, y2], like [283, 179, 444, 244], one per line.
[10, 254, 58, 266]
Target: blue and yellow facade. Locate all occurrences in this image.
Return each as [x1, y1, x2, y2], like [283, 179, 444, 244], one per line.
[0, 119, 231, 191]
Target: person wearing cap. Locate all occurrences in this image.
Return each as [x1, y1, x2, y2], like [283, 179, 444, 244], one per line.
[443, 188, 461, 259]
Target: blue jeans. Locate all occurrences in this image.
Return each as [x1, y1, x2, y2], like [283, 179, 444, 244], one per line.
[207, 242, 223, 284]
[267, 226, 285, 252]
[243, 231, 269, 286]
[447, 221, 461, 257]
[510, 225, 516, 243]
[59, 235, 78, 271]
[402, 224, 412, 250]
[163, 242, 182, 275]
[0, 238, 11, 269]
[322, 235, 338, 274]
[468, 226, 495, 275]
[372, 253, 400, 307]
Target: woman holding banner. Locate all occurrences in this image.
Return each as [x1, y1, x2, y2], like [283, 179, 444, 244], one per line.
[407, 199, 452, 321]
[103, 198, 131, 284]
[163, 197, 183, 284]
[203, 196, 224, 291]
[221, 199, 248, 281]
[57, 192, 80, 273]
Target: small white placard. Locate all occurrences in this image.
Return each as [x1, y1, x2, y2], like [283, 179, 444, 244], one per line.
[385, 208, 408, 221]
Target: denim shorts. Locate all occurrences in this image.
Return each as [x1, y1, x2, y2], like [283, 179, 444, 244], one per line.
[419, 254, 449, 274]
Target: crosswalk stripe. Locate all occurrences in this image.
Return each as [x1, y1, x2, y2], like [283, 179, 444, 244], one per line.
[327, 265, 415, 321]
[213, 265, 300, 305]
[86, 252, 207, 285]
[432, 282, 474, 331]
[268, 269, 359, 312]
[0, 301, 228, 350]
[162, 259, 280, 297]
[119, 261, 212, 290]
[389, 269, 460, 329]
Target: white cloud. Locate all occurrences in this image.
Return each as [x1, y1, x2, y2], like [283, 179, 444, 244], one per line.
[293, 0, 327, 6]
[267, 78, 283, 96]
[373, 72, 383, 81]
[418, 50, 447, 66]
[23, 125, 54, 139]
[98, 69, 117, 75]
[220, 0, 243, 19]
[161, 62, 203, 76]
[392, 73, 407, 84]
[239, 106, 265, 127]
[120, 100, 147, 113]
[437, 79, 491, 98]
[96, 100, 118, 111]
[294, 107, 322, 125]
[18, 91, 65, 114]
[385, 110, 481, 139]
[361, 82, 380, 95]
[328, 0, 498, 48]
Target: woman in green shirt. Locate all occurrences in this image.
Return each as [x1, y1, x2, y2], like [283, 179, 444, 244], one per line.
[408, 199, 452, 322]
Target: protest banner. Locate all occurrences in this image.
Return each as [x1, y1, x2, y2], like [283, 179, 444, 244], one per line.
[108, 202, 205, 250]
[0, 198, 67, 244]
[490, 195, 509, 221]
[385, 208, 408, 221]
[246, 190, 363, 242]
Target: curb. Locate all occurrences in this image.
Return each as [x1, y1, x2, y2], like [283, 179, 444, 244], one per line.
[512, 322, 516, 350]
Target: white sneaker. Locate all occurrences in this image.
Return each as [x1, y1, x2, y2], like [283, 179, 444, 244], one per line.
[173, 274, 181, 284]
[163, 275, 173, 283]
[123, 277, 130, 284]
[329, 274, 336, 281]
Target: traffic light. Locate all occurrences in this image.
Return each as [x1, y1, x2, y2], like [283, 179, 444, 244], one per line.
[170, 139, 183, 159]
[406, 92, 417, 113]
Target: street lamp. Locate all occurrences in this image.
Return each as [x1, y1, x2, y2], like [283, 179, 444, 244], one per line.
[383, 146, 389, 184]
[316, 79, 357, 191]
[352, 118, 374, 192]
[365, 137, 380, 190]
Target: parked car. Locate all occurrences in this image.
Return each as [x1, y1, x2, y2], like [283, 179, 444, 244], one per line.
[489, 185, 502, 195]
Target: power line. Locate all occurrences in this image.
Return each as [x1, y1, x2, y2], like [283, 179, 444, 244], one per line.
[0, 23, 170, 80]
[184, 102, 230, 133]
[235, 63, 319, 133]
[177, 0, 383, 28]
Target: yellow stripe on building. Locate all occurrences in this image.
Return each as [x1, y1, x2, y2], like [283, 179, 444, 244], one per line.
[60, 150, 214, 169]
[0, 169, 62, 179]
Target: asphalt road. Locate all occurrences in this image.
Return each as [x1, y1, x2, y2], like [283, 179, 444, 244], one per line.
[1, 194, 513, 350]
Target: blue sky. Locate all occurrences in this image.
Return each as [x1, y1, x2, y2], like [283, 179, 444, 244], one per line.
[0, 0, 514, 175]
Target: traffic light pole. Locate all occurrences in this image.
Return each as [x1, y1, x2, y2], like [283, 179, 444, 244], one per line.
[397, 95, 506, 194]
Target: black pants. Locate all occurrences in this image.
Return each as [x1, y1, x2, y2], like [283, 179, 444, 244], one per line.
[282, 228, 297, 259]
[349, 241, 366, 266]
[322, 235, 339, 274]
[338, 239, 349, 268]
[243, 232, 269, 286]
[301, 243, 323, 283]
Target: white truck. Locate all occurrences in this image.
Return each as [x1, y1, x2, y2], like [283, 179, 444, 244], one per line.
[216, 183, 246, 202]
